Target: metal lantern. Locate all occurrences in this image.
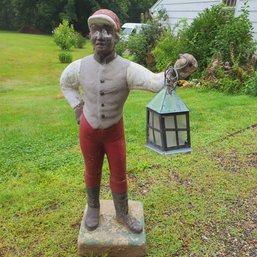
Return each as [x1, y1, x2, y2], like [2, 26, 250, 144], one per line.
[145, 66, 191, 155]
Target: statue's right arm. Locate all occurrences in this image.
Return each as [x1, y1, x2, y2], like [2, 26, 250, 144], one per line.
[60, 59, 82, 109]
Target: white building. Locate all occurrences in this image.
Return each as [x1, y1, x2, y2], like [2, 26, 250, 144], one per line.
[150, 0, 257, 41]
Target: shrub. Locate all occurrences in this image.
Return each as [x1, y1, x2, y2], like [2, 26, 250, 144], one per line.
[217, 77, 242, 94]
[53, 19, 76, 51]
[182, 4, 233, 71]
[152, 20, 188, 71]
[116, 39, 127, 56]
[152, 2, 257, 96]
[74, 32, 86, 48]
[154, 3, 256, 73]
[242, 71, 257, 96]
[127, 33, 148, 65]
[126, 9, 168, 68]
[214, 2, 256, 65]
[59, 51, 73, 63]
[153, 5, 231, 72]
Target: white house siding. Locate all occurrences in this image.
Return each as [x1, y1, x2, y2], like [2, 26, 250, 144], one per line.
[235, 0, 257, 41]
[151, 0, 257, 42]
[150, 0, 220, 28]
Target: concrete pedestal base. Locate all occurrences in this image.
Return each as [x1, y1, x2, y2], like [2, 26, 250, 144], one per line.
[78, 200, 146, 257]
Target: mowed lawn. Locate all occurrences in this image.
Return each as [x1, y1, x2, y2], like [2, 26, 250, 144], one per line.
[0, 31, 256, 257]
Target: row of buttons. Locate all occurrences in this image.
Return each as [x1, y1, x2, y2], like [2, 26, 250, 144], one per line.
[100, 80, 105, 118]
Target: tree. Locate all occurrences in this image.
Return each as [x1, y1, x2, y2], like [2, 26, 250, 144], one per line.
[127, 0, 158, 22]
[0, 0, 155, 34]
[0, 0, 16, 30]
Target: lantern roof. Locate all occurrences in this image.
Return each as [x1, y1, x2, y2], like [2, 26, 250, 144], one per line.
[146, 88, 189, 114]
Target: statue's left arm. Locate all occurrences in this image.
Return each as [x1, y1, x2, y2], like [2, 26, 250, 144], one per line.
[126, 62, 164, 93]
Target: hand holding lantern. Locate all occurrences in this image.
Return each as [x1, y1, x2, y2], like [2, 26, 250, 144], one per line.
[165, 53, 198, 94]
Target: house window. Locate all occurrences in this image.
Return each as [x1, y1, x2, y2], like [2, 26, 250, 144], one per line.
[223, 0, 237, 7]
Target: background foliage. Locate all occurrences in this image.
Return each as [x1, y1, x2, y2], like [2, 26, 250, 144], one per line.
[117, 9, 168, 69]
[53, 19, 76, 51]
[151, 3, 257, 96]
[0, 0, 157, 35]
[153, 3, 256, 71]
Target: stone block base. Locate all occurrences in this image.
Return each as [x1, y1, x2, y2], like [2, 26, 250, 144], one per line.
[78, 200, 146, 257]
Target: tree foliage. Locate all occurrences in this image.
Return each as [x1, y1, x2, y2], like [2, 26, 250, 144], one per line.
[53, 19, 76, 51]
[0, 0, 157, 35]
[152, 3, 257, 96]
[121, 9, 167, 68]
[153, 3, 256, 72]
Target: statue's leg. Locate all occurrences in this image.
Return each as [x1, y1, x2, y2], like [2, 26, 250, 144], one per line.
[111, 191, 143, 234]
[85, 186, 101, 231]
[80, 114, 105, 231]
[104, 119, 143, 234]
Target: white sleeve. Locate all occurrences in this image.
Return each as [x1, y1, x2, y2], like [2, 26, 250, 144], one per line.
[60, 59, 81, 108]
[127, 62, 164, 92]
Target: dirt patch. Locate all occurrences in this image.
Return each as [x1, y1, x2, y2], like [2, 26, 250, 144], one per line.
[0, 246, 18, 257]
[215, 192, 257, 257]
[245, 152, 257, 168]
[70, 220, 81, 230]
[213, 151, 257, 173]
[168, 170, 193, 186]
[127, 172, 156, 196]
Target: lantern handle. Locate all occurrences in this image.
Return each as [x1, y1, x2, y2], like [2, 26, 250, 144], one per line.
[164, 63, 179, 93]
[164, 54, 190, 93]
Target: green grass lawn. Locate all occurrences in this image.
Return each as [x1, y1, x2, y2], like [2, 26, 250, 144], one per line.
[0, 31, 256, 257]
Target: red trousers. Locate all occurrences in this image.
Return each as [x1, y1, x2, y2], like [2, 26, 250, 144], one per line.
[79, 114, 127, 193]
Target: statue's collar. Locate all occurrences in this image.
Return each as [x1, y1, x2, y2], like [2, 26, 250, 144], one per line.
[94, 51, 117, 64]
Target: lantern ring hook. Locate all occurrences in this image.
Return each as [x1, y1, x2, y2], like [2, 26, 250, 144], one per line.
[164, 64, 178, 93]
[164, 54, 190, 93]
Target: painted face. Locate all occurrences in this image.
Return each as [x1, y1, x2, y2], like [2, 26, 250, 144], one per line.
[90, 24, 117, 56]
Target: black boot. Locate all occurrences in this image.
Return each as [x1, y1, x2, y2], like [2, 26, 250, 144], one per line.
[85, 186, 100, 231]
[112, 192, 143, 234]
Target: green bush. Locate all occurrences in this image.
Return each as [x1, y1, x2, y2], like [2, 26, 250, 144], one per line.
[74, 32, 86, 49]
[152, 2, 257, 96]
[154, 3, 256, 73]
[127, 33, 148, 65]
[214, 2, 256, 65]
[116, 39, 128, 56]
[58, 51, 73, 63]
[126, 9, 168, 68]
[152, 20, 188, 71]
[217, 77, 242, 94]
[53, 19, 76, 51]
[242, 71, 257, 96]
[153, 5, 231, 72]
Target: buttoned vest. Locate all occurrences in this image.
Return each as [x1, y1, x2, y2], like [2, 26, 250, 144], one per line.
[79, 54, 131, 129]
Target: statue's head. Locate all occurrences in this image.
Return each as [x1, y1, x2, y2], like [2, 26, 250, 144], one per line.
[88, 9, 120, 57]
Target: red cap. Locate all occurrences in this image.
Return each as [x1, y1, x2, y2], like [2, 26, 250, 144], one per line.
[88, 9, 121, 32]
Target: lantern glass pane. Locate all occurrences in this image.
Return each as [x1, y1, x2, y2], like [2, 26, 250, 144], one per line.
[149, 111, 153, 125]
[164, 115, 175, 129]
[148, 128, 154, 143]
[153, 112, 160, 130]
[154, 131, 162, 146]
[177, 114, 187, 129]
[166, 131, 177, 147]
[178, 131, 187, 145]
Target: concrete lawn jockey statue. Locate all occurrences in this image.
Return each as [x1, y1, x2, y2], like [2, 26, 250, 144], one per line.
[60, 9, 197, 234]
